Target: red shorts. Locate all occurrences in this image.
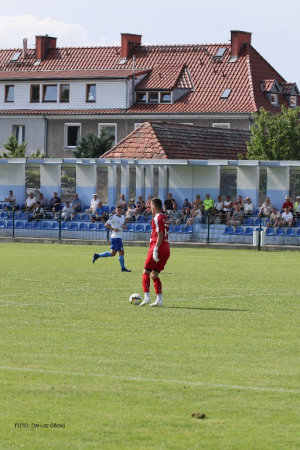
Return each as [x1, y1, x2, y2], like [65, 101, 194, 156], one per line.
[144, 242, 170, 272]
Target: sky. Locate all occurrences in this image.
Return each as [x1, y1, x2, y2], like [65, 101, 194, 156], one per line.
[0, 0, 299, 83]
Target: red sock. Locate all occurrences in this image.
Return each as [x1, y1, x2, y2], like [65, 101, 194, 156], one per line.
[153, 277, 162, 295]
[142, 273, 150, 293]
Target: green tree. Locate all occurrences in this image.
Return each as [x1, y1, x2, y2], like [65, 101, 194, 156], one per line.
[1, 134, 45, 158]
[73, 130, 114, 158]
[247, 105, 300, 160]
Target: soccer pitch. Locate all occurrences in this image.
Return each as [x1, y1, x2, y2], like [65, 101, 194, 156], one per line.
[0, 243, 299, 450]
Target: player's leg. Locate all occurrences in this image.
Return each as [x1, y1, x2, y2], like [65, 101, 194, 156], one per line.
[117, 240, 131, 272]
[140, 268, 151, 306]
[92, 244, 116, 263]
[150, 270, 163, 307]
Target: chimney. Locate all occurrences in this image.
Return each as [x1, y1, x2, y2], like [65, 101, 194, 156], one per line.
[35, 35, 57, 61]
[120, 33, 142, 59]
[230, 30, 252, 59]
[23, 38, 28, 58]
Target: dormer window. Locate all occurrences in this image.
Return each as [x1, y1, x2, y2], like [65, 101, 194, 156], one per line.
[149, 92, 159, 103]
[290, 96, 297, 107]
[136, 92, 146, 103]
[270, 93, 278, 105]
[160, 92, 171, 103]
[136, 91, 172, 104]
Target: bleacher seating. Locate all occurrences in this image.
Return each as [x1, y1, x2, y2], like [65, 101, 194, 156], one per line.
[69, 222, 78, 230]
[41, 221, 51, 230]
[97, 223, 106, 232]
[223, 226, 233, 235]
[143, 224, 152, 233]
[32, 221, 41, 229]
[135, 224, 144, 232]
[266, 228, 274, 236]
[275, 228, 284, 236]
[245, 227, 254, 236]
[88, 223, 97, 231]
[233, 226, 243, 235]
[51, 222, 60, 230]
[81, 214, 90, 221]
[286, 228, 295, 237]
[244, 217, 254, 226]
[182, 226, 193, 234]
[78, 222, 87, 231]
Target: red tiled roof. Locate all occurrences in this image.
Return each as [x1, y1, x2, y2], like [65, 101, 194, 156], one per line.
[260, 79, 276, 92]
[102, 121, 251, 159]
[0, 40, 293, 114]
[0, 68, 149, 80]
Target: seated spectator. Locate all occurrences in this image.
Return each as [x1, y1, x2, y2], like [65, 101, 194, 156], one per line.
[222, 195, 233, 223]
[37, 192, 47, 208]
[282, 195, 293, 213]
[237, 195, 244, 211]
[243, 197, 253, 216]
[135, 195, 146, 216]
[186, 206, 202, 226]
[91, 201, 108, 223]
[125, 200, 137, 222]
[4, 189, 17, 211]
[258, 197, 273, 218]
[279, 207, 293, 228]
[164, 193, 175, 215]
[293, 195, 300, 219]
[25, 192, 37, 212]
[190, 194, 203, 215]
[144, 195, 153, 216]
[28, 201, 43, 221]
[266, 207, 281, 228]
[169, 203, 184, 225]
[227, 204, 243, 227]
[44, 192, 62, 217]
[61, 201, 72, 221]
[85, 194, 100, 214]
[202, 193, 214, 223]
[71, 193, 82, 219]
[182, 198, 191, 219]
[210, 195, 223, 224]
[117, 193, 127, 213]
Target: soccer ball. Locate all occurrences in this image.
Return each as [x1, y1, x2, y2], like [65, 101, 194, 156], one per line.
[129, 293, 142, 305]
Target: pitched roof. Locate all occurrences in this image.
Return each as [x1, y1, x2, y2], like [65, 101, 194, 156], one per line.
[101, 121, 251, 159]
[0, 36, 294, 114]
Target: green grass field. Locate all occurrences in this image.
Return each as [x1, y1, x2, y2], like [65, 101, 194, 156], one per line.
[0, 242, 299, 450]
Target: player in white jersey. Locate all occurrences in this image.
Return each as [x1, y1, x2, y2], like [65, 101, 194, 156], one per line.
[92, 205, 131, 272]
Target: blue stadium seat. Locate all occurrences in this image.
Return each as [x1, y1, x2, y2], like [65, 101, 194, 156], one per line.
[97, 223, 106, 232]
[51, 222, 59, 230]
[136, 215, 145, 223]
[223, 226, 233, 235]
[69, 222, 78, 230]
[110, 205, 116, 213]
[245, 227, 254, 236]
[147, 215, 153, 221]
[24, 221, 32, 229]
[81, 214, 90, 221]
[15, 221, 24, 229]
[5, 220, 13, 228]
[143, 224, 152, 233]
[102, 205, 109, 213]
[17, 212, 26, 220]
[0, 219, 5, 228]
[82, 205, 90, 212]
[71, 214, 80, 221]
[275, 228, 284, 236]
[244, 217, 254, 226]
[168, 225, 173, 233]
[78, 222, 87, 231]
[286, 228, 295, 237]
[182, 225, 193, 233]
[296, 219, 300, 227]
[20, 203, 26, 210]
[255, 218, 264, 226]
[297, 228, 300, 236]
[125, 223, 134, 232]
[88, 223, 97, 231]
[0, 211, 8, 219]
[41, 221, 51, 230]
[254, 208, 260, 215]
[233, 226, 244, 235]
[32, 221, 41, 229]
[174, 225, 183, 233]
[135, 224, 144, 232]
[266, 228, 274, 236]
[60, 221, 68, 230]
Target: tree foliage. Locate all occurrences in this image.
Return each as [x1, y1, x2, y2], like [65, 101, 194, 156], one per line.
[73, 130, 114, 158]
[247, 105, 300, 160]
[1, 134, 45, 158]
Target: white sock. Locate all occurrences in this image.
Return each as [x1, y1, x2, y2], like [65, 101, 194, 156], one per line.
[144, 293, 150, 300]
[156, 294, 162, 302]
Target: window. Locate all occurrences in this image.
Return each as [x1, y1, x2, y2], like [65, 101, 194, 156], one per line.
[290, 96, 297, 107]
[134, 123, 143, 129]
[65, 124, 81, 149]
[149, 92, 159, 103]
[136, 92, 146, 103]
[220, 89, 232, 99]
[98, 124, 117, 147]
[86, 84, 96, 102]
[60, 84, 70, 102]
[13, 126, 25, 145]
[270, 93, 278, 105]
[160, 92, 171, 103]
[43, 85, 57, 102]
[5, 85, 14, 102]
[30, 85, 40, 103]
[212, 123, 230, 129]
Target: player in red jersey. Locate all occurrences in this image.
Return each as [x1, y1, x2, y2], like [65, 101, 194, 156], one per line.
[140, 197, 170, 307]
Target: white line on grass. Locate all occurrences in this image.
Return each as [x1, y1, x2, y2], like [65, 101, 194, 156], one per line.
[0, 366, 299, 394]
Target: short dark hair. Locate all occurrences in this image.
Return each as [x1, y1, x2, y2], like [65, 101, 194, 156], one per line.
[151, 197, 162, 210]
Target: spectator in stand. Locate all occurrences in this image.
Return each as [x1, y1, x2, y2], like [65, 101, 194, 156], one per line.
[227, 204, 243, 227]
[44, 192, 62, 217]
[258, 197, 273, 218]
[61, 201, 72, 221]
[279, 207, 293, 228]
[117, 193, 127, 213]
[182, 198, 191, 220]
[144, 195, 153, 217]
[243, 197, 253, 216]
[186, 206, 202, 226]
[163, 193, 175, 215]
[28, 201, 43, 221]
[37, 192, 47, 208]
[85, 194, 100, 214]
[71, 193, 82, 219]
[125, 199, 137, 222]
[169, 202, 184, 225]
[4, 190, 17, 211]
[135, 195, 146, 216]
[25, 192, 37, 212]
[293, 195, 300, 220]
[210, 195, 223, 224]
[266, 207, 281, 228]
[237, 195, 244, 212]
[202, 193, 214, 223]
[222, 195, 233, 224]
[282, 195, 293, 213]
[190, 194, 203, 216]
[91, 201, 108, 223]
